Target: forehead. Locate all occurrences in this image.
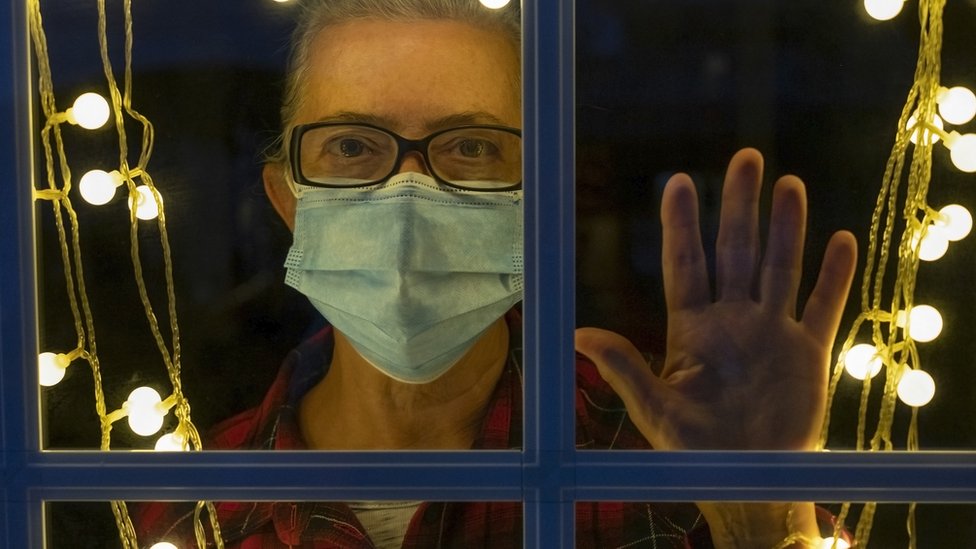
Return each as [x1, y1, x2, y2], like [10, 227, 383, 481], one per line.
[298, 18, 521, 134]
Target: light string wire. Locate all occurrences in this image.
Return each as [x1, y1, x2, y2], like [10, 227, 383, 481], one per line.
[28, 0, 224, 546]
[774, 1, 950, 548]
[820, 0, 945, 547]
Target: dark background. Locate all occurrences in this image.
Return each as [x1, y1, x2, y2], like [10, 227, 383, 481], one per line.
[575, 0, 976, 453]
[34, 0, 976, 546]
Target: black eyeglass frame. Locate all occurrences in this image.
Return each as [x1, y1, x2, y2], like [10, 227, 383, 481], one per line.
[288, 122, 523, 192]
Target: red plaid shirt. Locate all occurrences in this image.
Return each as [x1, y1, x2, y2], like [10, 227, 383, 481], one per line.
[134, 313, 714, 548]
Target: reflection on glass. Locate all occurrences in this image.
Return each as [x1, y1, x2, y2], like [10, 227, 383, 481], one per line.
[50, 502, 976, 548]
[36, 0, 524, 452]
[574, 502, 976, 548]
[47, 500, 523, 548]
[575, 501, 703, 548]
[575, 1, 976, 451]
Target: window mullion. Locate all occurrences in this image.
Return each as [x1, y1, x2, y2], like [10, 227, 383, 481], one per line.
[575, 451, 976, 503]
[2, 0, 38, 547]
[522, 0, 578, 546]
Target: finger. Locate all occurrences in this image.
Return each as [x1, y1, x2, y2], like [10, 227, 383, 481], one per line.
[759, 175, 807, 317]
[575, 327, 666, 434]
[661, 173, 710, 311]
[800, 231, 857, 345]
[716, 148, 763, 301]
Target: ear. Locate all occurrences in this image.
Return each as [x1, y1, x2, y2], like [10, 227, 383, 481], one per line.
[263, 163, 297, 232]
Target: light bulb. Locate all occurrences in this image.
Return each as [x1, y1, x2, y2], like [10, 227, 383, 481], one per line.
[937, 86, 976, 125]
[935, 204, 973, 241]
[479, 0, 511, 7]
[918, 226, 949, 261]
[907, 112, 943, 145]
[128, 185, 161, 220]
[896, 304, 943, 342]
[818, 537, 852, 549]
[67, 92, 110, 130]
[126, 386, 166, 436]
[864, 0, 905, 20]
[897, 368, 935, 407]
[38, 352, 71, 387]
[150, 543, 178, 549]
[843, 343, 883, 380]
[949, 133, 976, 173]
[155, 431, 189, 451]
[79, 169, 123, 205]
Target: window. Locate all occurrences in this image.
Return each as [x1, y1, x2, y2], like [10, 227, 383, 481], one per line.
[3, 1, 976, 547]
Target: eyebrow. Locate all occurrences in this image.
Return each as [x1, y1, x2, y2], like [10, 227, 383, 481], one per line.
[315, 111, 513, 132]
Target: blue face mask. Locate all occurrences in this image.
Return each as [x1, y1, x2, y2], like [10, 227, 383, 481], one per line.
[284, 172, 523, 384]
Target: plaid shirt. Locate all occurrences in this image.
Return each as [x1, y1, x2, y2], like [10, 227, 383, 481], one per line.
[134, 313, 714, 548]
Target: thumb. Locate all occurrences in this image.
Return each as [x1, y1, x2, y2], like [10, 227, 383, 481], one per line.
[574, 327, 666, 428]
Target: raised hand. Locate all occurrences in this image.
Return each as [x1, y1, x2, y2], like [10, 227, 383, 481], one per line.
[576, 148, 857, 452]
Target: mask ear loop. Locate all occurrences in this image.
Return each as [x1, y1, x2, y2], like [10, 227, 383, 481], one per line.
[285, 173, 300, 198]
[274, 131, 300, 197]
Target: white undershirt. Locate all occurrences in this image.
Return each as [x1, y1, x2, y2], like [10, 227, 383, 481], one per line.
[347, 500, 423, 549]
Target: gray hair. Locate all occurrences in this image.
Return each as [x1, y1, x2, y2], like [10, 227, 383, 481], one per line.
[266, 0, 522, 168]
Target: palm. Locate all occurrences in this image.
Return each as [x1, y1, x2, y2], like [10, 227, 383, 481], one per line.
[656, 302, 830, 450]
[576, 149, 857, 452]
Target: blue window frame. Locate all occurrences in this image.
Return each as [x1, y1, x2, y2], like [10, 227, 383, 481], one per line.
[3, 0, 976, 547]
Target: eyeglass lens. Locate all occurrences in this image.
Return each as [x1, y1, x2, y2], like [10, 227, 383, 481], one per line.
[298, 125, 521, 190]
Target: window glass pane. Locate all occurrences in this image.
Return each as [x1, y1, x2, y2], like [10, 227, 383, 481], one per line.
[35, 0, 524, 451]
[47, 500, 524, 548]
[575, 1, 976, 451]
[574, 502, 976, 548]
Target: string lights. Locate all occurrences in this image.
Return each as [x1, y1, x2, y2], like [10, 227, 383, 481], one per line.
[65, 91, 111, 130]
[28, 0, 223, 547]
[817, 537, 852, 549]
[479, 0, 512, 9]
[815, 0, 972, 546]
[864, 0, 908, 21]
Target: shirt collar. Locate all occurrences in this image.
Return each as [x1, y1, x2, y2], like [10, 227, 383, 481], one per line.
[257, 310, 523, 452]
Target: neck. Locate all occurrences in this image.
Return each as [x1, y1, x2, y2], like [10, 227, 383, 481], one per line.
[299, 317, 510, 450]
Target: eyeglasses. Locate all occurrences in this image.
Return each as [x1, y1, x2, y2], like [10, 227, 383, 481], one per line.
[289, 122, 522, 192]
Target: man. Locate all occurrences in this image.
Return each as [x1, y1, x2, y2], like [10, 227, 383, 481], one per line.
[138, 0, 857, 547]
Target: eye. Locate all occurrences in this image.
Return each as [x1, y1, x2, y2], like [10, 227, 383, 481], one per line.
[458, 139, 488, 158]
[338, 138, 368, 157]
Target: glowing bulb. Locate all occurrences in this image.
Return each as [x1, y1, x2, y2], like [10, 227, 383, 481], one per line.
[907, 112, 943, 145]
[864, 0, 905, 20]
[67, 92, 110, 130]
[150, 543, 178, 549]
[128, 185, 161, 220]
[896, 304, 943, 342]
[479, 0, 511, 7]
[126, 386, 166, 436]
[818, 537, 851, 549]
[918, 226, 949, 261]
[79, 169, 123, 205]
[949, 133, 976, 173]
[38, 352, 71, 387]
[937, 86, 976, 125]
[935, 204, 973, 241]
[843, 343, 883, 380]
[897, 368, 935, 407]
[154, 431, 189, 451]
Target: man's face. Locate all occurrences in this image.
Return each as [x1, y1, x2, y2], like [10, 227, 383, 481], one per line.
[297, 17, 521, 165]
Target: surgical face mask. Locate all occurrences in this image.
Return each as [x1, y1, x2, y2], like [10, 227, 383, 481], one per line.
[284, 172, 523, 383]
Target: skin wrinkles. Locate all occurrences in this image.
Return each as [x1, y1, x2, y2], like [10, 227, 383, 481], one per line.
[296, 19, 520, 139]
[310, 111, 513, 133]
